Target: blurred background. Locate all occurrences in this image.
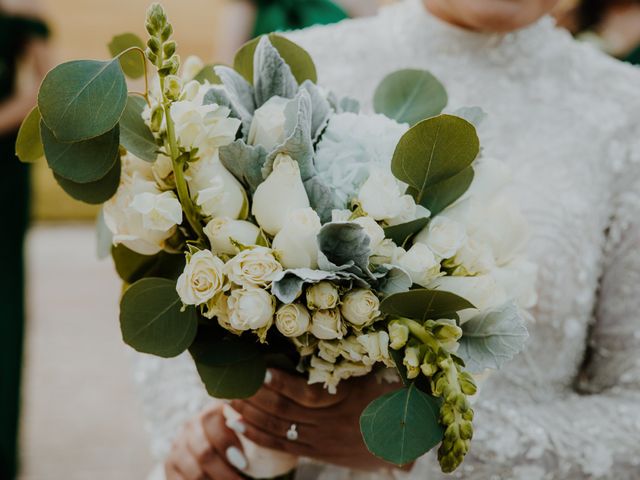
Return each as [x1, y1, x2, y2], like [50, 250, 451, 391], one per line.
[2, 0, 639, 479]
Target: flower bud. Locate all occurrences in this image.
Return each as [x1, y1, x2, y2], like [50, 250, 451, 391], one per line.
[150, 104, 164, 132]
[163, 75, 182, 101]
[272, 208, 321, 269]
[340, 289, 380, 328]
[248, 96, 289, 151]
[430, 318, 463, 344]
[388, 320, 409, 349]
[403, 346, 422, 379]
[275, 303, 311, 338]
[160, 23, 173, 42]
[147, 37, 161, 54]
[310, 309, 345, 340]
[204, 217, 260, 255]
[306, 281, 339, 310]
[163, 40, 177, 58]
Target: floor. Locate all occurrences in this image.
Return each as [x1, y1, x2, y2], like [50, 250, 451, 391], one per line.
[18, 224, 154, 480]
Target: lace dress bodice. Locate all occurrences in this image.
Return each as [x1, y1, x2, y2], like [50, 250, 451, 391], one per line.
[132, 1, 640, 478]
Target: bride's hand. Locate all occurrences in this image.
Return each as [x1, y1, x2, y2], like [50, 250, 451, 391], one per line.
[229, 369, 404, 472]
[165, 403, 247, 480]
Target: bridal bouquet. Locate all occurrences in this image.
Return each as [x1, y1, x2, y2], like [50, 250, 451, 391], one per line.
[16, 4, 536, 475]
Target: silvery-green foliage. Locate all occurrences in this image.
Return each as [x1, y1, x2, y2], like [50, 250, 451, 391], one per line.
[300, 80, 331, 138]
[451, 106, 487, 128]
[253, 36, 299, 107]
[304, 175, 341, 223]
[203, 86, 252, 135]
[457, 302, 529, 372]
[214, 65, 256, 120]
[271, 268, 364, 304]
[327, 91, 360, 114]
[317, 222, 372, 274]
[218, 140, 268, 192]
[373, 265, 412, 295]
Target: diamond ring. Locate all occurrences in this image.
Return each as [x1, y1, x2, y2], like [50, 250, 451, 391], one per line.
[286, 423, 298, 441]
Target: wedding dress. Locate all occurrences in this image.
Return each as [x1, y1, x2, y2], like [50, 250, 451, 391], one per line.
[132, 1, 640, 478]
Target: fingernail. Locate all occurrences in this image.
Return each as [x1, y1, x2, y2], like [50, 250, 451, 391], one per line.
[226, 418, 246, 434]
[264, 370, 273, 384]
[226, 446, 248, 471]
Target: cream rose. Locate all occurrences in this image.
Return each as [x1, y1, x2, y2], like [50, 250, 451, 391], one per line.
[275, 303, 311, 338]
[357, 169, 416, 222]
[415, 216, 467, 259]
[272, 208, 321, 269]
[252, 154, 310, 235]
[340, 289, 381, 328]
[204, 217, 260, 255]
[228, 287, 275, 331]
[395, 243, 441, 288]
[310, 308, 345, 340]
[176, 250, 227, 306]
[130, 190, 183, 232]
[225, 246, 283, 288]
[247, 96, 289, 151]
[306, 281, 340, 310]
[188, 158, 248, 220]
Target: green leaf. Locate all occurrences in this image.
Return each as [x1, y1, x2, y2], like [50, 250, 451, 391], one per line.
[120, 278, 198, 358]
[190, 329, 266, 399]
[234, 34, 317, 85]
[380, 289, 474, 321]
[391, 115, 479, 206]
[15, 106, 44, 163]
[458, 302, 529, 373]
[373, 69, 448, 126]
[120, 95, 157, 161]
[54, 156, 121, 204]
[412, 166, 474, 216]
[360, 384, 444, 466]
[41, 120, 119, 183]
[194, 64, 222, 84]
[112, 244, 185, 284]
[383, 217, 429, 247]
[38, 59, 128, 142]
[108, 33, 146, 79]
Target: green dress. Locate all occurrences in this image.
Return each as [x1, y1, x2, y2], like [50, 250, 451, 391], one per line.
[0, 13, 48, 480]
[251, 0, 348, 37]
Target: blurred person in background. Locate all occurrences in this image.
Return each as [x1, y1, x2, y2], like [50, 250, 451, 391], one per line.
[215, 0, 385, 63]
[555, 0, 640, 64]
[0, 0, 50, 477]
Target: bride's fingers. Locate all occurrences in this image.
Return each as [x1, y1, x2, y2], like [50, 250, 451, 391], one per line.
[200, 407, 248, 479]
[233, 388, 314, 423]
[172, 440, 209, 480]
[230, 399, 315, 446]
[240, 419, 312, 457]
[265, 369, 350, 407]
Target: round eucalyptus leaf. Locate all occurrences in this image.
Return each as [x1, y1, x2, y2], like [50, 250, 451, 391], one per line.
[38, 59, 128, 142]
[360, 385, 444, 466]
[111, 244, 185, 284]
[120, 278, 198, 358]
[234, 34, 317, 85]
[41, 121, 120, 183]
[15, 106, 44, 163]
[54, 156, 121, 204]
[380, 289, 474, 321]
[120, 95, 158, 162]
[374, 69, 448, 126]
[108, 32, 146, 79]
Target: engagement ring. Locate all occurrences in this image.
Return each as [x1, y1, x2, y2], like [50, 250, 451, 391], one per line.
[286, 423, 298, 441]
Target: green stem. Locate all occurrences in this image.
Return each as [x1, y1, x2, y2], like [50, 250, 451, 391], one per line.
[399, 318, 434, 346]
[118, 46, 151, 106]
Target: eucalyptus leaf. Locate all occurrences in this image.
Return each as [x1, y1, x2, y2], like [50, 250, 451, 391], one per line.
[452, 106, 487, 128]
[41, 121, 120, 183]
[108, 32, 145, 79]
[120, 95, 158, 161]
[416, 166, 474, 216]
[38, 59, 128, 142]
[391, 115, 479, 206]
[54, 156, 121, 204]
[383, 217, 429, 247]
[253, 36, 298, 107]
[374, 69, 448, 126]
[234, 34, 317, 85]
[218, 140, 267, 192]
[360, 384, 444, 466]
[190, 334, 263, 366]
[458, 302, 529, 373]
[15, 106, 43, 163]
[112, 244, 185, 284]
[120, 278, 198, 358]
[194, 65, 222, 84]
[380, 289, 475, 321]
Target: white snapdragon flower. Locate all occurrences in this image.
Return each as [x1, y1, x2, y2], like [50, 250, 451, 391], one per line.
[317, 340, 341, 363]
[358, 331, 391, 365]
[308, 355, 339, 394]
[450, 237, 496, 275]
[272, 208, 321, 269]
[204, 217, 260, 255]
[176, 250, 227, 306]
[130, 191, 183, 232]
[333, 361, 372, 381]
[181, 55, 204, 82]
[151, 154, 175, 190]
[388, 321, 409, 350]
[228, 287, 275, 331]
[338, 336, 367, 362]
[306, 282, 340, 310]
[310, 309, 345, 340]
[225, 246, 282, 288]
[340, 289, 381, 328]
[395, 243, 441, 288]
[415, 216, 467, 260]
[275, 303, 311, 338]
[358, 169, 416, 222]
[252, 154, 310, 235]
[248, 96, 289, 151]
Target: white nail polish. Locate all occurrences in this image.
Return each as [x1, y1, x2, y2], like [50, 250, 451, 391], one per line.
[264, 370, 273, 384]
[226, 418, 246, 434]
[226, 446, 248, 471]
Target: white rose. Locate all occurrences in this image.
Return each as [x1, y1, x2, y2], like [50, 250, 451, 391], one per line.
[188, 157, 248, 220]
[430, 275, 508, 323]
[306, 281, 340, 310]
[357, 331, 391, 365]
[353, 216, 385, 252]
[451, 237, 496, 275]
[204, 217, 260, 255]
[248, 96, 289, 151]
[415, 216, 467, 259]
[310, 308, 345, 340]
[252, 154, 310, 235]
[204, 292, 243, 336]
[225, 246, 283, 288]
[340, 289, 381, 328]
[176, 250, 227, 306]
[275, 303, 311, 338]
[272, 208, 321, 269]
[130, 190, 183, 232]
[357, 169, 416, 222]
[395, 243, 441, 288]
[228, 287, 275, 331]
